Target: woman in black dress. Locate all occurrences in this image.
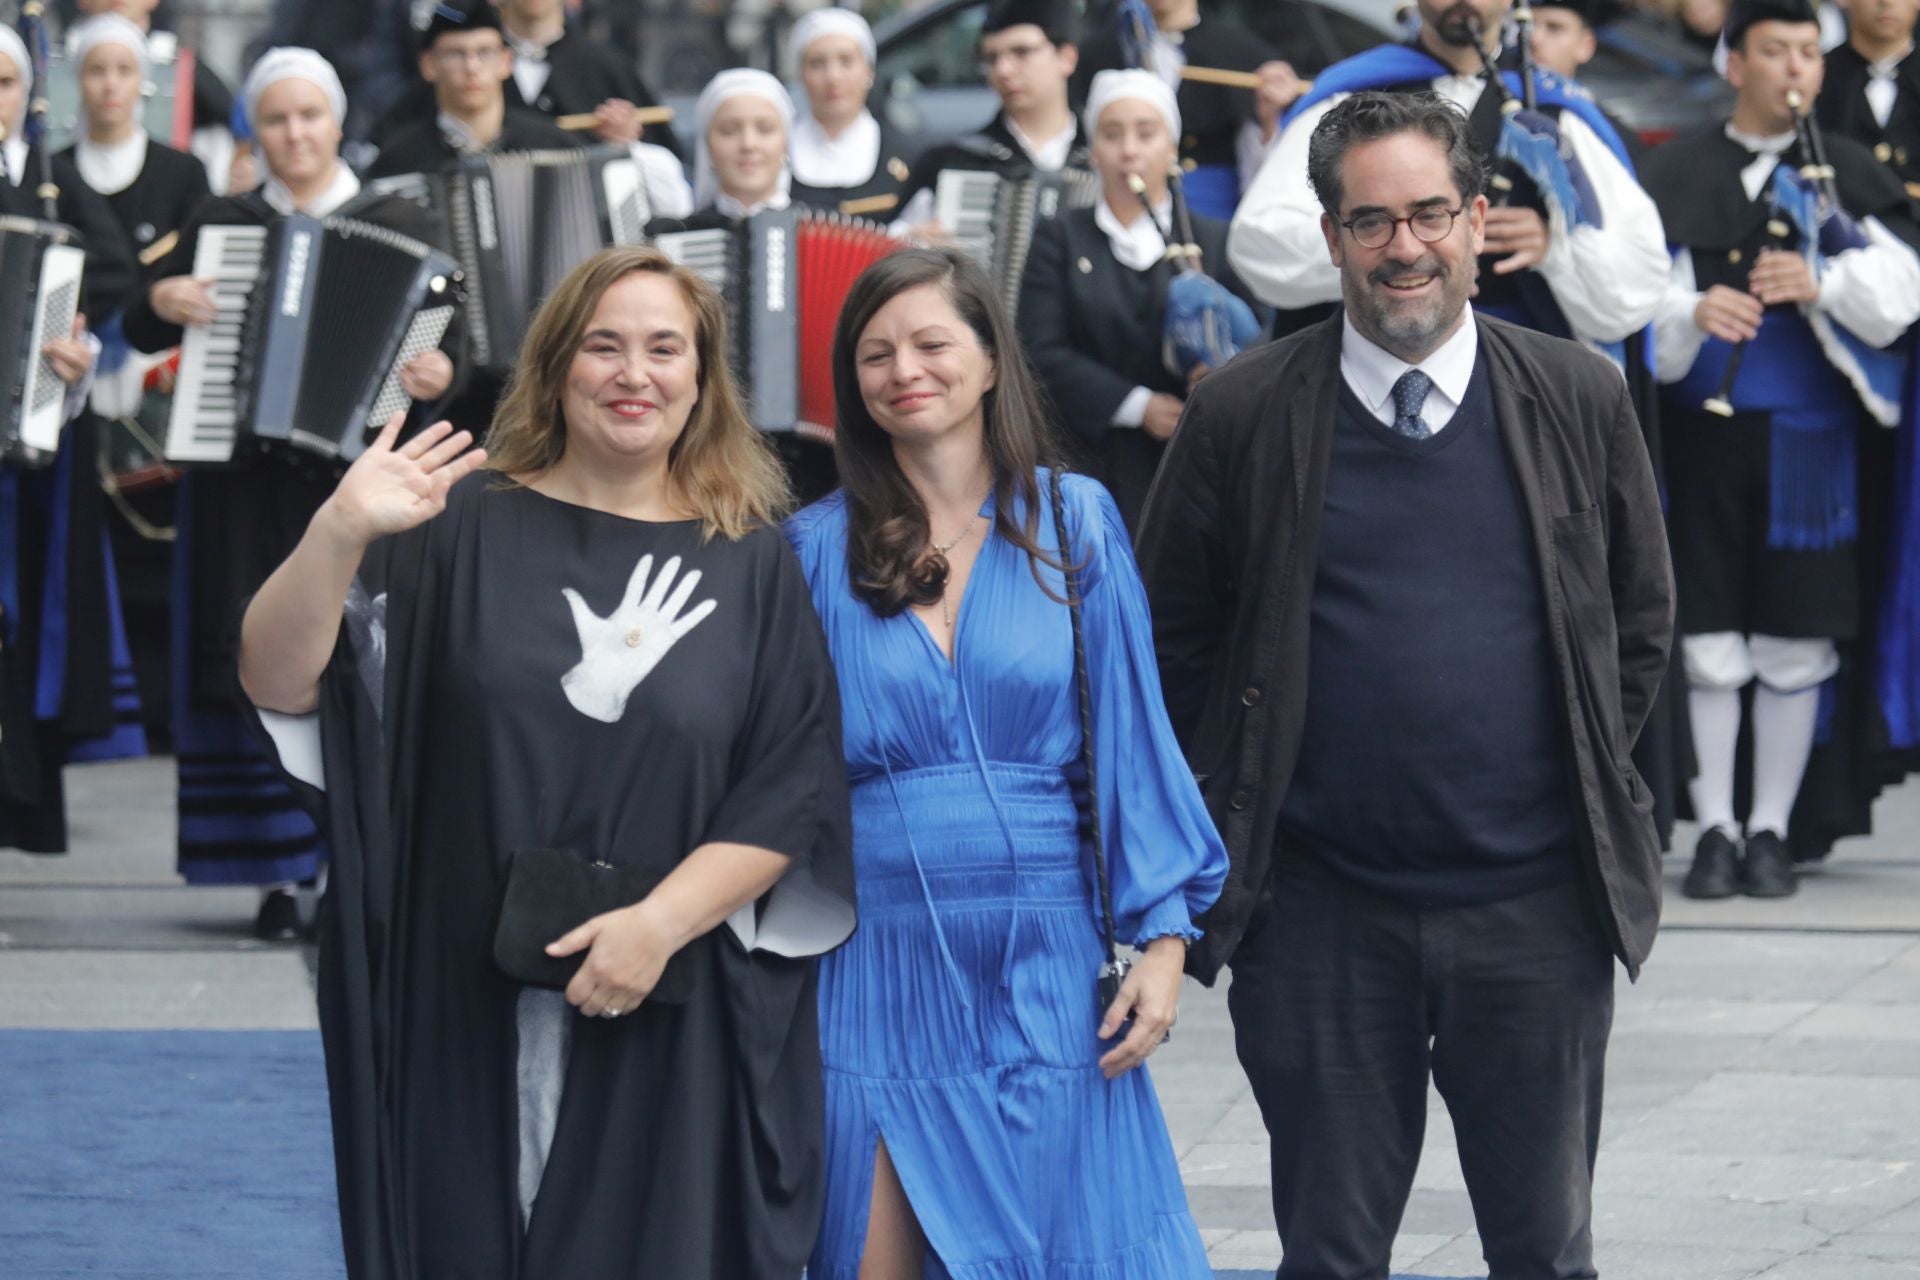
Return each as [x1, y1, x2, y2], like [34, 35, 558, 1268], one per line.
[1017, 68, 1262, 530]
[122, 47, 458, 938]
[54, 13, 212, 751]
[785, 7, 915, 216]
[237, 245, 856, 1279]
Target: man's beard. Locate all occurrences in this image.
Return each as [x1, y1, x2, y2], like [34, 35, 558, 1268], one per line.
[1430, 1, 1485, 47]
[1346, 252, 1473, 359]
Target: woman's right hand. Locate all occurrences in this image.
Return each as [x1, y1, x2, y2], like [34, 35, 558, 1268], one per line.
[317, 415, 487, 549]
[150, 276, 220, 327]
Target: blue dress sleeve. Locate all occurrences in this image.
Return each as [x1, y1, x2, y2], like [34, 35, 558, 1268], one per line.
[1063, 474, 1228, 946]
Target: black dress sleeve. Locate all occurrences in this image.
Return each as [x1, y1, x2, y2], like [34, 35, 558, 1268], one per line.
[49, 162, 138, 320]
[698, 530, 854, 957]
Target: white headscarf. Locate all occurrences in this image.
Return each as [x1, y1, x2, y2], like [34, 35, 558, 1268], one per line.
[72, 14, 150, 82]
[693, 68, 795, 209]
[243, 46, 348, 129]
[786, 7, 876, 79]
[1082, 68, 1182, 146]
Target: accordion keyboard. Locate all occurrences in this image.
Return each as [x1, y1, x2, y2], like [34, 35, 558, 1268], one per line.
[166, 224, 268, 463]
[934, 170, 998, 269]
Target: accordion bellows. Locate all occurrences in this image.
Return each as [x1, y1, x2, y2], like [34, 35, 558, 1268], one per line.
[655, 208, 903, 441]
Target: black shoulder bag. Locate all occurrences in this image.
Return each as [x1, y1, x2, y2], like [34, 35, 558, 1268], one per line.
[1046, 469, 1131, 1020]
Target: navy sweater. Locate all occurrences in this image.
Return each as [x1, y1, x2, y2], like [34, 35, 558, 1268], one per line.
[1276, 349, 1576, 906]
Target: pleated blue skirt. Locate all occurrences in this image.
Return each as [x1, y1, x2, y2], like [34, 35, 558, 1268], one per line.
[811, 762, 1209, 1279]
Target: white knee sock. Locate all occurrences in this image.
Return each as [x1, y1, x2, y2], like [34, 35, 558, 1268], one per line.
[1687, 685, 1742, 837]
[1748, 683, 1821, 838]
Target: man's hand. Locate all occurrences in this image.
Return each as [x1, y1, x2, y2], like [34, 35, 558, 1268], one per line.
[398, 349, 455, 401]
[1749, 247, 1820, 307]
[1253, 60, 1305, 139]
[591, 97, 643, 145]
[1142, 392, 1185, 441]
[1693, 284, 1765, 344]
[1484, 205, 1551, 275]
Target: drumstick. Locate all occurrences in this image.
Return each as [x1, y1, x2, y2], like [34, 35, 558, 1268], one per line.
[139, 230, 180, 267]
[840, 193, 900, 216]
[557, 105, 675, 131]
[1179, 65, 1262, 89]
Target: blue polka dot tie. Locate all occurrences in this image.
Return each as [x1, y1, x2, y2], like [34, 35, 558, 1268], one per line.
[1390, 368, 1433, 440]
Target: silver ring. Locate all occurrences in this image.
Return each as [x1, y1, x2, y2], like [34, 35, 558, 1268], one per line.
[601, 1007, 621, 1019]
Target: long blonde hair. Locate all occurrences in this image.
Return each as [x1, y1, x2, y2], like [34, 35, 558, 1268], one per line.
[484, 246, 792, 541]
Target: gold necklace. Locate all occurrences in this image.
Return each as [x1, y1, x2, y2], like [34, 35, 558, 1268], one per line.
[934, 518, 978, 629]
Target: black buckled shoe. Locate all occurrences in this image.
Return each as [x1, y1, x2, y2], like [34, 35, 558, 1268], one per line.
[1683, 828, 1743, 900]
[254, 888, 302, 942]
[1742, 830, 1799, 898]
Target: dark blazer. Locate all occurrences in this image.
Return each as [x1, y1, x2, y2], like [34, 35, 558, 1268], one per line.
[1135, 312, 1675, 983]
[1820, 43, 1920, 195]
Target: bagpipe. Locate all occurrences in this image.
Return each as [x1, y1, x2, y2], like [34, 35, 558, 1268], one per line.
[1704, 90, 1911, 427]
[1123, 168, 1260, 378]
[1466, 11, 1602, 231]
[1108, 0, 1261, 377]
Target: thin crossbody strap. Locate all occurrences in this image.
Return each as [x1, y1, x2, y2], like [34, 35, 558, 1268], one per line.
[1048, 468, 1121, 968]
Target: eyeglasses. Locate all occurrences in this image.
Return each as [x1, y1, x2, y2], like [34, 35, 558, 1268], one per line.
[977, 42, 1051, 72]
[431, 46, 503, 68]
[1339, 206, 1464, 249]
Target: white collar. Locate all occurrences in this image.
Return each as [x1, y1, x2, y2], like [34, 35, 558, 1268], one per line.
[1005, 115, 1076, 171]
[503, 23, 559, 61]
[715, 185, 792, 220]
[790, 111, 881, 188]
[1726, 124, 1795, 201]
[1094, 193, 1172, 272]
[1868, 43, 1913, 77]
[262, 163, 361, 217]
[1725, 122, 1796, 154]
[436, 111, 493, 153]
[1340, 307, 1478, 419]
[76, 129, 148, 195]
[2, 137, 26, 187]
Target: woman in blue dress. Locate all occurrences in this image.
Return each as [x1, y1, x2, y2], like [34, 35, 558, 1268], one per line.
[785, 245, 1228, 1279]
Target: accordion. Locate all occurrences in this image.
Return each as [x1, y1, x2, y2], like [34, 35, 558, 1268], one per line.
[654, 207, 902, 441]
[163, 214, 462, 465]
[374, 145, 649, 373]
[0, 216, 86, 464]
[935, 168, 1100, 321]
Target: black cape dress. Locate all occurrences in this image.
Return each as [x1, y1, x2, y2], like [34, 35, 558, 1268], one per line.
[249, 474, 855, 1278]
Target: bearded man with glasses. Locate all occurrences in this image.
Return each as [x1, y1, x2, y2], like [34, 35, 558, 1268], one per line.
[1136, 91, 1675, 1280]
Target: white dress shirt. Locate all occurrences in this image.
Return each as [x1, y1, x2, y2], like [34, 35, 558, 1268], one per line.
[1230, 75, 1670, 350]
[1094, 194, 1176, 428]
[1865, 46, 1911, 127]
[1339, 306, 1479, 435]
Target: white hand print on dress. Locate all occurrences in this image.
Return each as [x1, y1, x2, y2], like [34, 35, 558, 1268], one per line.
[560, 553, 718, 723]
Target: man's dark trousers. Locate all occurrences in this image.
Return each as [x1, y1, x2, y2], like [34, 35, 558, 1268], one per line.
[1228, 857, 1614, 1280]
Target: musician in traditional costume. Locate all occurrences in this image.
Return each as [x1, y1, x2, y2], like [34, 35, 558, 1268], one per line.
[1019, 69, 1261, 528]
[893, 0, 1095, 235]
[0, 11, 128, 853]
[238, 244, 855, 1280]
[123, 47, 456, 940]
[1644, 0, 1920, 897]
[73, 0, 246, 193]
[1072, 0, 1304, 220]
[496, 0, 682, 156]
[1817, 0, 1920, 196]
[367, 1, 579, 179]
[786, 7, 916, 218]
[1228, 0, 1668, 354]
[52, 13, 211, 748]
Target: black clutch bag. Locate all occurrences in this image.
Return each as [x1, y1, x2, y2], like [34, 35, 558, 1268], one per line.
[492, 847, 696, 1004]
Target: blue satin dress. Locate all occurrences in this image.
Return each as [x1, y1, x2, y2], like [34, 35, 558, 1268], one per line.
[785, 472, 1227, 1280]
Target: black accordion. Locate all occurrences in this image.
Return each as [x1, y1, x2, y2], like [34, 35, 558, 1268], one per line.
[163, 214, 462, 465]
[653, 207, 901, 441]
[934, 168, 1100, 321]
[0, 216, 85, 464]
[374, 145, 650, 373]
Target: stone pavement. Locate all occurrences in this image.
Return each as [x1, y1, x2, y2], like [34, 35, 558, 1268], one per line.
[3, 758, 1918, 1279]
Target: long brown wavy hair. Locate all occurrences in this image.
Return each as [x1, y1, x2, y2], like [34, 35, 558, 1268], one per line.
[484, 245, 791, 540]
[832, 247, 1066, 616]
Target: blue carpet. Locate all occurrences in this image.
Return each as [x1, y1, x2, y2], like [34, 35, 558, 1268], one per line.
[0, 1030, 1468, 1279]
[0, 1030, 345, 1279]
